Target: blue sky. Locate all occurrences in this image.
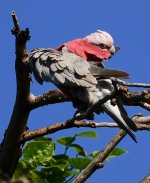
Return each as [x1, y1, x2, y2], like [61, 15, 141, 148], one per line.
[1, 1, 150, 182]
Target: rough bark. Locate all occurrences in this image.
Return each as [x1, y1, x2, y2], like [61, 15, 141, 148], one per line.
[0, 11, 31, 178]
[140, 173, 150, 183]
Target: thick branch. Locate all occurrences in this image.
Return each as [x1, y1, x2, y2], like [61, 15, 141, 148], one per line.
[20, 120, 100, 143]
[29, 90, 69, 110]
[20, 116, 150, 144]
[0, 12, 31, 177]
[140, 173, 150, 183]
[139, 102, 150, 111]
[111, 77, 150, 88]
[72, 129, 127, 183]
[28, 86, 150, 113]
[119, 88, 150, 108]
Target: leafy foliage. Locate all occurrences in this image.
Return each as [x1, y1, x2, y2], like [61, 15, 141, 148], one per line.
[14, 132, 127, 183]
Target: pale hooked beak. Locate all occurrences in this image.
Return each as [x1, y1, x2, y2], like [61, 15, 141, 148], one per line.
[109, 45, 116, 55]
[110, 46, 120, 55]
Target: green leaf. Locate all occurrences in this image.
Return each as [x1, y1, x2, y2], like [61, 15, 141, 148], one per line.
[27, 169, 43, 183]
[23, 141, 54, 167]
[76, 131, 98, 138]
[70, 144, 87, 157]
[53, 159, 69, 171]
[42, 168, 73, 183]
[57, 136, 76, 147]
[69, 158, 92, 170]
[43, 159, 69, 171]
[33, 136, 52, 142]
[106, 148, 128, 161]
[53, 154, 69, 161]
[89, 150, 100, 157]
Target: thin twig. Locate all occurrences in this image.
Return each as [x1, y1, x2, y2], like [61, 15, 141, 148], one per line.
[132, 115, 150, 124]
[75, 91, 115, 120]
[111, 77, 150, 88]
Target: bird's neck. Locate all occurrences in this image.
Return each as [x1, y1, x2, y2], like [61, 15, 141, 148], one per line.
[56, 39, 111, 61]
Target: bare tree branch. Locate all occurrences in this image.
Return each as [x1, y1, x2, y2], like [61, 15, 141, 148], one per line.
[20, 115, 150, 144]
[29, 90, 68, 110]
[27, 86, 150, 112]
[139, 102, 150, 111]
[0, 11, 31, 178]
[132, 115, 150, 124]
[140, 173, 150, 183]
[119, 87, 150, 107]
[72, 129, 127, 183]
[111, 77, 150, 88]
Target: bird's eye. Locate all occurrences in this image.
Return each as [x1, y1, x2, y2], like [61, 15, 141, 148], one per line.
[99, 44, 109, 49]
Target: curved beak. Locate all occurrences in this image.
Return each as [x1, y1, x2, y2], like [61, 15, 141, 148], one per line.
[109, 45, 116, 55]
[110, 46, 120, 55]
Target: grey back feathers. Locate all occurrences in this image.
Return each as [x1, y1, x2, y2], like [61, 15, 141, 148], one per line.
[29, 48, 129, 88]
[29, 48, 137, 142]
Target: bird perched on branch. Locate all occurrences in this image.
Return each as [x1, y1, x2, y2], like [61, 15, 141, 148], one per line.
[29, 30, 137, 142]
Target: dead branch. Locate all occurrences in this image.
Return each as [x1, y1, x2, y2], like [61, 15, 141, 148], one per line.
[29, 90, 68, 110]
[27, 87, 150, 113]
[132, 115, 150, 124]
[72, 129, 127, 183]
[20, 115, 150, 144]
[111, 77, 150, 88]
[140, 173, 150, 183]
[119, 87, 150, 108]
[139, 102, 150, 111]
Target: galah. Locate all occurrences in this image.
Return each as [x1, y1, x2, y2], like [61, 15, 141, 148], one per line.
[29, 30, 137, 142]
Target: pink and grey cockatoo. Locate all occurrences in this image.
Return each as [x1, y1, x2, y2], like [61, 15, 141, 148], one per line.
[29, 30, 137, 142]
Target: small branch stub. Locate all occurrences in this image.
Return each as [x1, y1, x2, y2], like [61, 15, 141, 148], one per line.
[11, 11, 31, 41]
[11, 11, 20, 36]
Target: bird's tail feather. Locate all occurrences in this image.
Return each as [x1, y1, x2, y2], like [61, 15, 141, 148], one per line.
[102, 100, 137, 143]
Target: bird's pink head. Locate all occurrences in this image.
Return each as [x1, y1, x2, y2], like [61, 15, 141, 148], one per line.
[57, 30, 116, 62]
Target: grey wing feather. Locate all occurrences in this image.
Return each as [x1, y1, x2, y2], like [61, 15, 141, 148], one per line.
[58, 61, 66, 68]
[29, 48, 97, 87]
[55, 62, 64, 70]
[89, 64, 130, 79]
[54, 72, 65, 83]
[50, 63, 57, 72]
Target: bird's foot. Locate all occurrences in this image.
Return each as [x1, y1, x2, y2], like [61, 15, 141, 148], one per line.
[74, 109, 95, 120]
